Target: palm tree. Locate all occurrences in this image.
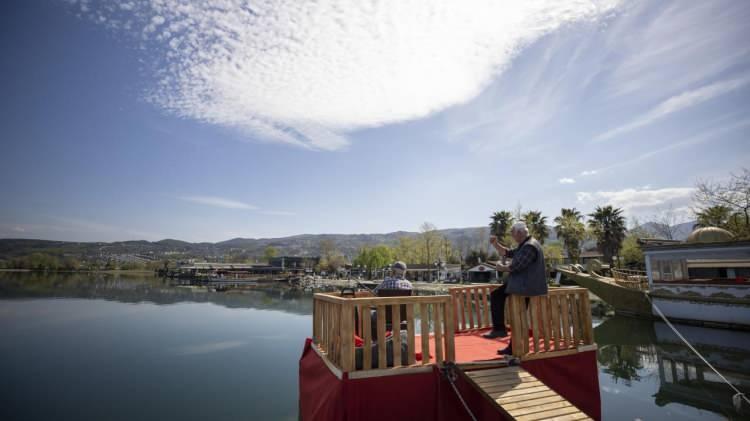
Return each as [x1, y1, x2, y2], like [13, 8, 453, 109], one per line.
[489, 211, 514, 243]
[587, 205, 627, 266]
[694, 205, 733, 229]
[523, 210, 549, 244]
[554, 208, 586, 263]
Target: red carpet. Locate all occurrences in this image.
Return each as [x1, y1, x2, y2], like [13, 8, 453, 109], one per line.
[417, 328, 509, 363]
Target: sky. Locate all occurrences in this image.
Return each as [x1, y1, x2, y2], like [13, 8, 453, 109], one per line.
[0, 0, 748, 243]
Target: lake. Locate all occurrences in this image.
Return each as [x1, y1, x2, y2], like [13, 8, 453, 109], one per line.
[1, 273, 748, 420]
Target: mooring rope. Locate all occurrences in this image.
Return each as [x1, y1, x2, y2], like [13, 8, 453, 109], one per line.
[441, 362, 479, 421]
[645, 293, 750, 412]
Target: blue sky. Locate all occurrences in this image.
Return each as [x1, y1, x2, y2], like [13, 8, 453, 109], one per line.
[1, 0, 748, 242]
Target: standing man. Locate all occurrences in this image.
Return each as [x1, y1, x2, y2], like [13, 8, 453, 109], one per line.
[482, 222, 548, 355]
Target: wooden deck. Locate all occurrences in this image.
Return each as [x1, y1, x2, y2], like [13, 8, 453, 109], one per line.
[463, 365, 591, 421]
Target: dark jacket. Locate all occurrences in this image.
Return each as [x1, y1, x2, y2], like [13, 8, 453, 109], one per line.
[505, 237, 548, 296]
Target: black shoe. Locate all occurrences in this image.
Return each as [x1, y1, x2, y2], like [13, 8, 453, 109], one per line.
[497, 347, 513, 356]
[482, 330, 508, 339]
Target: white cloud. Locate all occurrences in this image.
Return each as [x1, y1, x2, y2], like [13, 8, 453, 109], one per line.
[259, 210, 296, 217]
[74, 1, 622, 150]
[180, 196, 257, 210]
[576, 187, 694, 211]
[593, 76, 750, 142]
[580, 170, 598, 176]
[559, 178, 576, 184]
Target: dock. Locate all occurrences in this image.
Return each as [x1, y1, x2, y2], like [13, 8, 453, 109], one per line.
[463, 365, 591, 420]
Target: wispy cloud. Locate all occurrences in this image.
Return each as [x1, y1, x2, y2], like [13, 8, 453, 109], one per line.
[593, 76, 750, 142]
[580, 170, 598, 176]
[72, 0, 622, 151]
[576, 187, 694, 211]
[180, 196, 257, 210]
[558, 178, 576, 184]
[259, 210, 296, 217]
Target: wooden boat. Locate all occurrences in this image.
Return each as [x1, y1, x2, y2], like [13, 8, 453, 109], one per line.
[299, 285, 601, 420]
[559, 228, 750, 330]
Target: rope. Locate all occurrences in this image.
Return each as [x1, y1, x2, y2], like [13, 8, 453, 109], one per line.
[441, 362, 479, 421]
[645, 293, 750, 412]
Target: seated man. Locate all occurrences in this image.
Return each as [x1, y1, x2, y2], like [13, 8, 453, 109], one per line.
[369, 261, 412, 340]
[482, 222, 548, 355]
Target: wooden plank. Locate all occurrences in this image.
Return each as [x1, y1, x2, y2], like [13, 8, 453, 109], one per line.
[456, 290, 465, 331]
[549, 294, 560, 350]
[510, 296, 524, 357]
[420, 303, 430, 365]
[501, 394, 567, 411]
[483, 380, 545, 394]
[490, 385, 550, 398]
[467, 288, 476, 329]
[434, 303, 444, 363]
[531, 297, 541, 354]
[391, 304, 402, 367]
[545, 413, 590, 421]
[508, 401, 573, 417]
[465, 366, 522, 378]
[481, 287, 490, 328]
[521, 348, 580, 361]
[475, 375, 539, 388]
[540, 296, 550, 352]
[362, 304, 372, 370]
[580, 292, 593, 345]
[313, 300, 319, 343]
[377, 305, 387, 369]
[570, 293, 581, 346]
[560, 294, 571, 348]
[340, 302, 354, 372]
[443, 300, 455, 362]
[515, 405, 581, 421]
[406, 303, 416, 365]
[496, 389, 558, 405]
[520, 295, 530, 356]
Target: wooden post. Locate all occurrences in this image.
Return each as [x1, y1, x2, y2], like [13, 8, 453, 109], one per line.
[580, 291, 593, 345]
[391, 304, 402, 367]
[340, 301, 354, 372]
[377, 305, 387, 369]
[406, 303, 416, 365]
[420, 303, 430, 365]
[481, 286, 490, 328]
[467, 288, 475, 329]
[530, 297, 541, 354]
[510, 296, 524, 357]
[444, 297, 455, 362]
[363, 304, 372, 370]
[458, 290, 466, 331]
[570, 293, 581, 346]
[560, 294, 571, 349]
[540, 296, 550, 352]
[313, 299, 319, 344]
[434, 303, 444, 364]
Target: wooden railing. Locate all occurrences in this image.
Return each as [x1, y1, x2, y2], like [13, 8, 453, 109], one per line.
[450, 284, 499, 331]
[612, 268, 649, 290]
[507, 288, 594, 359]
[312, 293, 455, 373]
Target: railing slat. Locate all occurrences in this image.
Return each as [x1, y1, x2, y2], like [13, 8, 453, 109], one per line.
[340, 302, 354, 372]
[581, 292, 593, 345]
[434, 303, 444, 364]
[481, 287, 492, 327]
[560, 294, 571, 349]
[377, 305, 387, 369]
[363, 304, 372, 370]
[510, 295, 524, 357]
[391, 304, 402, 367]
[540, 296, 550, 352]
[420, 303, 430, 365]
[467, 288, 476, 329]
[570, 293, 581, 346]
[406, 303, 416, 365]
[444, 298, 455, 362]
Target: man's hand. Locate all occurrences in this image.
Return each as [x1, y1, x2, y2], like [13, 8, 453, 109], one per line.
[489, 235, 508, 255]
[495, 262, 510, 273]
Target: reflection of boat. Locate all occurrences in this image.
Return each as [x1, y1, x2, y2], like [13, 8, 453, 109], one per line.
[595, 316, 750, 418]
[560, 228, 750, 329]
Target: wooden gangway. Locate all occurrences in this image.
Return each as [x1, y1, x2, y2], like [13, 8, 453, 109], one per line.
[462, 365, 592, 420]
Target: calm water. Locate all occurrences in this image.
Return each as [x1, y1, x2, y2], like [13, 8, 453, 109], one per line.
[1, 273, 748, 420]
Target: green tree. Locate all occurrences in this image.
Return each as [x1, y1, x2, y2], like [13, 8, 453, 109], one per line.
[464, 249, 489, 267]
[263, 246, 278, 262]
[588, 205, 627, 266]
[619, 235, 644, 268]
[694, 205, 733, 228]
[353, 245, 394, 279]
[694, 168, 750, 237]
[419, 222, 441, 265]
[554, 208, 586, 263]
[523, 210, 549, 244]
[542, 243, 564, 271]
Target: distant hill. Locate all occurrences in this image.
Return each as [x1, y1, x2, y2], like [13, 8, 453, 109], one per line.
[0, 220, 696, 261]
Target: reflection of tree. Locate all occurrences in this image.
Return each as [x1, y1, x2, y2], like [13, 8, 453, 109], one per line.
[597, 344, 644, 386]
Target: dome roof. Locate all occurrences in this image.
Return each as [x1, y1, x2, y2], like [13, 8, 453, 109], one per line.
[686, 227, 735, 243]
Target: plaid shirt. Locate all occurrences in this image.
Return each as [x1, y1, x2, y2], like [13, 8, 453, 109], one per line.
[374, 277, 413, 292]
[505, 237, 538, 274]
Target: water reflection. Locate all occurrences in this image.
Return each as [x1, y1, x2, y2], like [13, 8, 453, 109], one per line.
[595, 316, 750, 419]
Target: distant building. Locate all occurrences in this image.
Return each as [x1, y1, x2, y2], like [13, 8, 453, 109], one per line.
[269, 256, 319, 272]
[466, 263, 499, 283]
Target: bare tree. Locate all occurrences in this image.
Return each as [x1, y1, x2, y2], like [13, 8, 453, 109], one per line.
[694, 168, 750, 235]
[650, 203, 683, 240]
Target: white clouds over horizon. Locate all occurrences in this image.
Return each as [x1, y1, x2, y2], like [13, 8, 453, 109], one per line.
[559, 178, 576, 184]
[180, 196, 257, 210]
[71, 0, 622, 150]
[576, 187, 694, 214]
